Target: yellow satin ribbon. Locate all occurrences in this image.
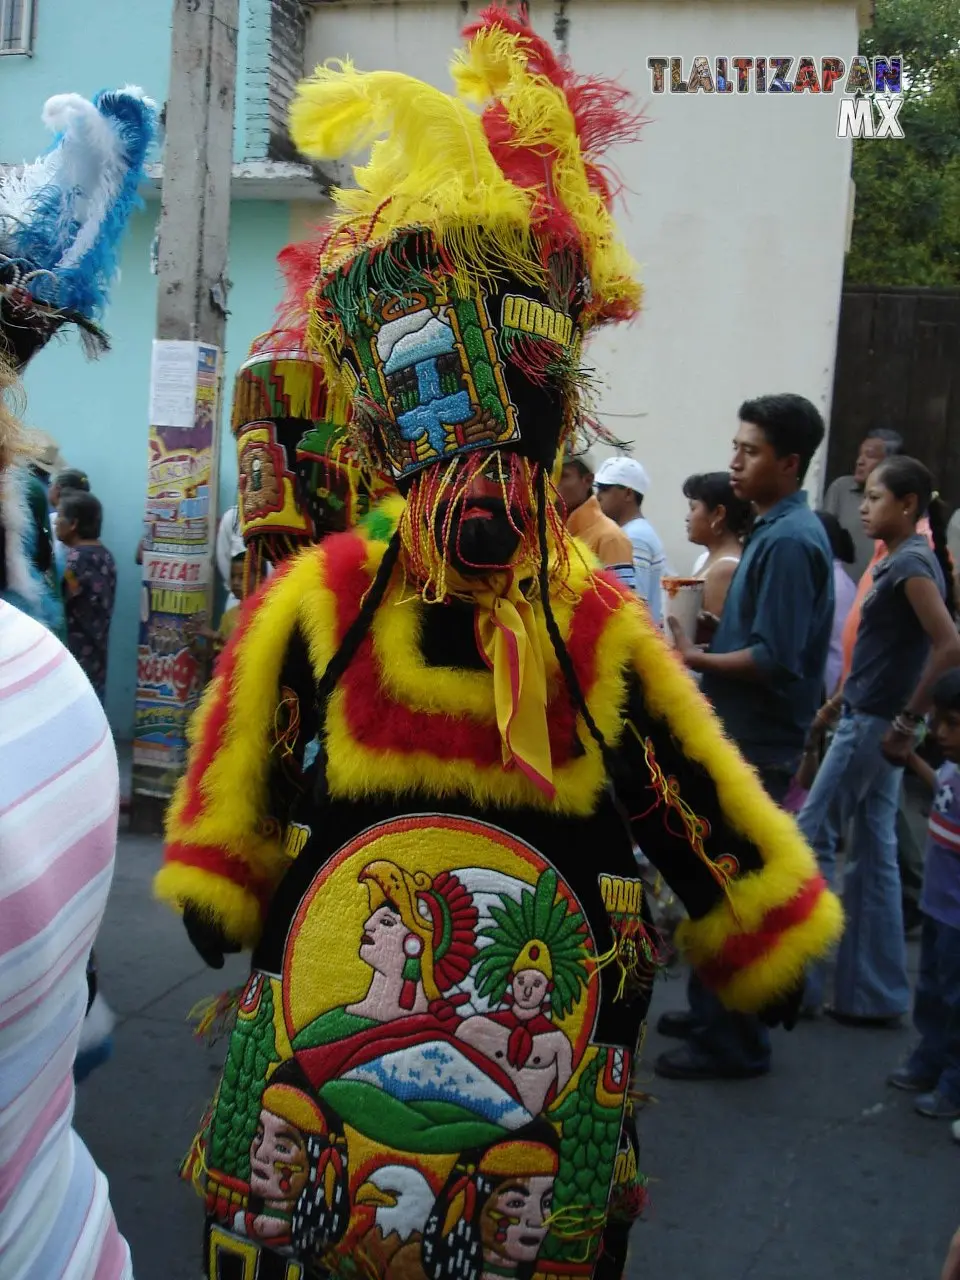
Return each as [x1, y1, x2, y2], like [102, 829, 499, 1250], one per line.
[467, 569, 556, 801]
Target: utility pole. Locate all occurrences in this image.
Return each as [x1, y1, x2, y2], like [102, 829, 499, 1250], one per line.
[130, 0, 239, 833]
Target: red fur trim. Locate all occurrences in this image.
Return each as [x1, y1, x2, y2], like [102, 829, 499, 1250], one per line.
[317, 530, 371, 643]
[464, 6, 644, 209]
[697, 876, 826, 990]
[164, 841, 273, 913]
[337, 577, 626, 766]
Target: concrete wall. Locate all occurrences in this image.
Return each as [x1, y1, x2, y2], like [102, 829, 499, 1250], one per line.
[305, 0, 859, 570]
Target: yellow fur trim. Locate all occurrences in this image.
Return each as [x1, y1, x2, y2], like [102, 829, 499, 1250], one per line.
[153, 863, 264, 949]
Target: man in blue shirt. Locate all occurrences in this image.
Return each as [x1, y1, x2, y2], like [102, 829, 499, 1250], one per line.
[657, 393, 834, 1079]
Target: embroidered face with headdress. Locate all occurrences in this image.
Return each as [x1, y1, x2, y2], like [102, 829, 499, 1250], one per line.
[357, 860, 478, 1013]
[288, 5, 642, 592]
[421, 1124, 560, 1280]
[248, 1066, 350, 1254]
[250, 1082, 320, 1208]
[232, 342, 392, 584]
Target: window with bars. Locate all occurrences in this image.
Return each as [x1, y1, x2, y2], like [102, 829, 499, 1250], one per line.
[0, 0, 34, 54]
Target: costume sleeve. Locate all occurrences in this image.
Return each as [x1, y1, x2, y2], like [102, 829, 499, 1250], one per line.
[154, 547, 333, 949]
[610, 611, 843, 1013]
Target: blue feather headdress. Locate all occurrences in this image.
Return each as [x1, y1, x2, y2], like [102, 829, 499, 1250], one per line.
[0, 85, 157, 368]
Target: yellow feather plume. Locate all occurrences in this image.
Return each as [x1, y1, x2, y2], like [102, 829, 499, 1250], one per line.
[451, 25, 524, 102]
[290, 58, 530, 273]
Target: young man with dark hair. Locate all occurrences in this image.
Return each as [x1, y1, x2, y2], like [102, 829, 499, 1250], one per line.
[661, 392, 835, 1080]
[56, 491, 117, 704]
[824, 426, 904, 582]
[556, 454, 636, 591]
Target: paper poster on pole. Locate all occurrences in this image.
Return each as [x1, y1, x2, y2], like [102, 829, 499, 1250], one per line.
[149, 339, 200, 429]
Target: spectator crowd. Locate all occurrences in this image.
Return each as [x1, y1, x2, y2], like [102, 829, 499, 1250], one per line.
[5, 391, 960, 1279]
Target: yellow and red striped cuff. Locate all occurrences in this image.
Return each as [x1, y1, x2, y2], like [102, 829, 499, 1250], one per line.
[154, 846, 271, 950]
[676, 873, 844, 1013]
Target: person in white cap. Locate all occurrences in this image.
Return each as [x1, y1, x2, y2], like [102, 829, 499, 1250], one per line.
[595, 455, 667, 623]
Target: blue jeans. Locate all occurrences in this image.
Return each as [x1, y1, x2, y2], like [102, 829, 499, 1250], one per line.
[797, 710, 909, 1018]
[684, 765, 793, 1071]
[907, 915, 960, 1102]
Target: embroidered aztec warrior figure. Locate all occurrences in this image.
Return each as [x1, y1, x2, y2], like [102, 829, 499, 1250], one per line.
[156, 11, 843, 1280]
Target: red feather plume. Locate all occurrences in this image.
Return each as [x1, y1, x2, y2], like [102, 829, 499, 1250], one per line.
[461, 5, 643, 212]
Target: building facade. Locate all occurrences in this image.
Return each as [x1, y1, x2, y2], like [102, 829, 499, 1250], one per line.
[2, 0, 867, 737]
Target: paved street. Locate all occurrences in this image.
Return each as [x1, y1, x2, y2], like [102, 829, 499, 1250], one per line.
[77, 831, 960, 1280]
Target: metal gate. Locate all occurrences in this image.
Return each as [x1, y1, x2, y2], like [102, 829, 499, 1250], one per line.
[827, 286, 960, 511]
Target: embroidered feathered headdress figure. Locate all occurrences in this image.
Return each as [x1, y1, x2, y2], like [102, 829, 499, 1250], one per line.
[231, 337, 393, 586]
[288, 6, 642, 496]
[232, 231, 395, 585]
[0, 86, 157, 369]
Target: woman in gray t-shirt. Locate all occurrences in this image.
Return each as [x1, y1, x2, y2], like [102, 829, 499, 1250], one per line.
[798, 457, 960, 1022]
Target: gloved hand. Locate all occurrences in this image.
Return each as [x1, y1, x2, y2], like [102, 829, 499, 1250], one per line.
[183, 905, 242, 969]
[758, 978, 804, 1031]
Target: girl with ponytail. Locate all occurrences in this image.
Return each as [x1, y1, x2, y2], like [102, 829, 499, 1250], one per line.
[798, 455, 960, 1023]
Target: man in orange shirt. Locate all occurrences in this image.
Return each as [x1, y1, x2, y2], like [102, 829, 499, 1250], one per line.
[557, 455, 636, 591]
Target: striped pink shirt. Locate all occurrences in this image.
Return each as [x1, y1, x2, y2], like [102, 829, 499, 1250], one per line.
[0, 601, 132, 1278]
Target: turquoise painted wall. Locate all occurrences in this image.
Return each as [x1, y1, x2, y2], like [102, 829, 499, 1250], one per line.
[20, 200, 293, 739]
[0, 0, 267, 164]
[1, 0, 172, 160]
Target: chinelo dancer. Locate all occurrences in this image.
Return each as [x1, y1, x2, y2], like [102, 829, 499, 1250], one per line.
[155, 12, 842, 1280]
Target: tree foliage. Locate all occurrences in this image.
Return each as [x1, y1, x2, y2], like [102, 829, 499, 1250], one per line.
[845, 0, 960, 287]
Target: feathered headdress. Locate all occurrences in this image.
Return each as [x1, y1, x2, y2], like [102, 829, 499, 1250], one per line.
[0, 85, 157, 369]
[287, 6, 642, 485]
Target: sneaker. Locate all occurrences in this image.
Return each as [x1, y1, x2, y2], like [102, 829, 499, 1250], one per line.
[74, 992, 116, 1084]
[914, 1090, 960, 1119]
[887, 1066, 938, 1092]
